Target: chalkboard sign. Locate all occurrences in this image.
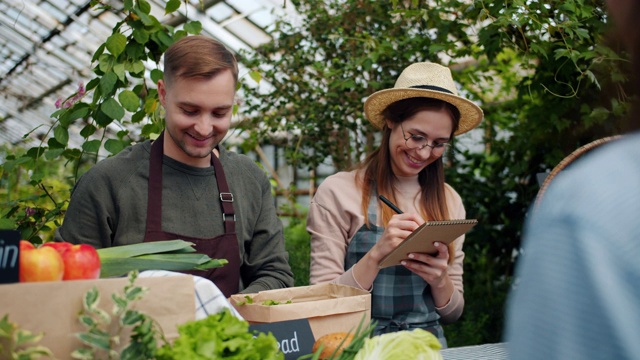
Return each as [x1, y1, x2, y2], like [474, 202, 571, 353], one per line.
[0, 230, 21, 284]
[250, 318, 316, 360]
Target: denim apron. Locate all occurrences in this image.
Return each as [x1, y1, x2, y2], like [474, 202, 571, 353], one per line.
[345, 194, 447, 347]
[143, 131, 240, 297]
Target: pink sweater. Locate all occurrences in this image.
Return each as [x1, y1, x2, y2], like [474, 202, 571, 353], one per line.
[307, 170, 466, 322]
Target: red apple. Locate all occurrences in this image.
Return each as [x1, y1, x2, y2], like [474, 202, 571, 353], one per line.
[20, 240, 35, 251]
[43, 242, 101, 280]
[41, 241, 72, 253]
[19, 245, 64, 282]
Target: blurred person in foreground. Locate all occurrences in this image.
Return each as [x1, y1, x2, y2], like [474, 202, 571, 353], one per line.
[55, 35, 294, 297]
[505, 0, 640, 358]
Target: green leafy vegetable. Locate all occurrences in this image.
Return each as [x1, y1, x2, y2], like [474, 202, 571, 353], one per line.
[156, 308, 283, 360]
[353, 329, 442, 360]
[235, 295, 255, 306]
[261, 299, 292, 306]
[235, 296, 292, 306]
[97, 240, 228, 278]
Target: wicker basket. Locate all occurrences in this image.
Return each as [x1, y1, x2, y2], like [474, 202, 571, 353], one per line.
[535, 135, 622, 207]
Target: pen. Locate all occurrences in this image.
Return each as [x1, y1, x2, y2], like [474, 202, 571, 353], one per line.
[378, 195, 404, 214]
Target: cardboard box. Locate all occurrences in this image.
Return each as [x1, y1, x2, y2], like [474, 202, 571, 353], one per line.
[0, 275, 195, 358]
[230, 283, 371, 340]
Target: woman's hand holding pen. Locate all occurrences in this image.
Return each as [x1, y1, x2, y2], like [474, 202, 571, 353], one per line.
[371, 195, 425, 263]
[353, 212, 424, 290]
[369, 212, 424, 263]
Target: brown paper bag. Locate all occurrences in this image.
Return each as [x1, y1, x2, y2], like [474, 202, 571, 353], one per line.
[0, 275, 195, 358]
[229, 283, 371, 340]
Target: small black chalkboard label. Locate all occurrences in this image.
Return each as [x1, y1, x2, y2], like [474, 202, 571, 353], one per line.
[250, 318, 316, 360]
[0, 230, 21, 284]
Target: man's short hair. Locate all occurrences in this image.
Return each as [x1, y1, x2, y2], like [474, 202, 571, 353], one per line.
[163, 35, 238, 85]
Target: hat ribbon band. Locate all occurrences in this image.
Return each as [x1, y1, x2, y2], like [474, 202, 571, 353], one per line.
[409, 85, 454, 94]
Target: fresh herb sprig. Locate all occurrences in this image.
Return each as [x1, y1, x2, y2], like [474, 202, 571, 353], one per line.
[72, 270, 166, 360]
[0, 315, 54, 360]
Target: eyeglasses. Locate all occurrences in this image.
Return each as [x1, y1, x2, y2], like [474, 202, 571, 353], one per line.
[400, 123, 450, 153]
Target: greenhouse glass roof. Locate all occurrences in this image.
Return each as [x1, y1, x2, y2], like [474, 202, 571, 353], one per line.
[0, 0, 292, 147]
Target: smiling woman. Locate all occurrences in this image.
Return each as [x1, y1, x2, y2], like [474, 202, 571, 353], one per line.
[307, 62, 483, 348]
[386, 101, 454, 177]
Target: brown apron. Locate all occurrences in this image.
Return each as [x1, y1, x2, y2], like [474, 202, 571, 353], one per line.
[143, 131, 240, 297]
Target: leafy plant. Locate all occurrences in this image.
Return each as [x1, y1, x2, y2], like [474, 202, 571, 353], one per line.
[71, 270, 166, 360]
[0, 315, 54, 360]
[0, 144, 83, 243]
[282, 214, 311, 287]
[155, 308, 283, 360]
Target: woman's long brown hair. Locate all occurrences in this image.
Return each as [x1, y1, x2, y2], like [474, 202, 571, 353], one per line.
[356, 97, 461, 261]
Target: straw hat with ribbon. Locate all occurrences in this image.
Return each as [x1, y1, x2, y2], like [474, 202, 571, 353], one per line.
[364, 62, 483, 135]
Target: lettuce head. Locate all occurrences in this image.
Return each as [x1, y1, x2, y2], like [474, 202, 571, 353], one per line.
[353, 328, 443, 360]
[156, 308, 282, 360]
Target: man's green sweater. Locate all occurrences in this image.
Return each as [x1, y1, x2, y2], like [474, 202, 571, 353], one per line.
[55, 140, 294, 293]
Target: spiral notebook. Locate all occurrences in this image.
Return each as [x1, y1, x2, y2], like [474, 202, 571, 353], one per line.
[378, 219, 478, 268]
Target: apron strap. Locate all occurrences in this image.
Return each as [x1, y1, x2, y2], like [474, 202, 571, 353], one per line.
[146, 132, 165, 234]
[145, 131, 236, 235]
[211, 150, 236, 234]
